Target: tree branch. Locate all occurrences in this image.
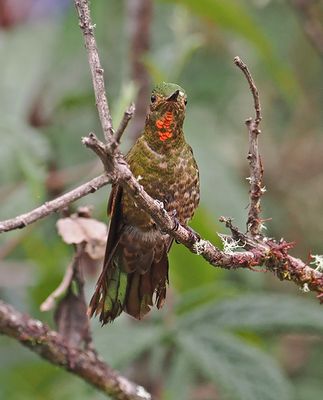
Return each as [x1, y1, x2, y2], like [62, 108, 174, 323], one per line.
[0, 174, 111, 233]
[115, 103, 136, 143]
[0, 301, 151, 400]
[74, 0, 115, 142]
[234, 56, 263, 237]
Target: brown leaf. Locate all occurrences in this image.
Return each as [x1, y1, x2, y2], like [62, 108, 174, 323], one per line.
[54, 288, 90, 348]
[56, 217, 86, 244]
[56, 216, 107, 260]
[79, 251, 103, 277]
[76, 217, 107, 242]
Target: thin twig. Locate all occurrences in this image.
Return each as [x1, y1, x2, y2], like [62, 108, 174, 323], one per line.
[74, 0, 115, 143]
[0, 174, 111, 233]
[234, 56, 263, 237]
[40, 259, 75, 311]
[0, 300, 151, 400]
[234, 56, 261, 124]
[114, 103, 136, 143]
[82, 133, 112, 170]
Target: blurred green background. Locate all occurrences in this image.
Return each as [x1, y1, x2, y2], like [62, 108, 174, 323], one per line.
[0, 0, 323, 399]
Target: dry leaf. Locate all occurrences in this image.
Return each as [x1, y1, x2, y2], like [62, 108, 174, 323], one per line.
[54, 288, 90, 348]
[56, 216, 107, 260]
[56, 217, 86, 244]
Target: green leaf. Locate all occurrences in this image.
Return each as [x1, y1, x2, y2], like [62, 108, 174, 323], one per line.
[163, 350, 195, 400]
[179, 294, 323, 334]
[174, 281, 239, 314]
[178, 330, 292, 400]
[0, 23, 57, 117]
[93, 318, 164, 368]
[0, 118, 50, 184]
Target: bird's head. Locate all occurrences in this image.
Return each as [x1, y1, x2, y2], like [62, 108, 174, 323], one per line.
[145, 82, 187, 145]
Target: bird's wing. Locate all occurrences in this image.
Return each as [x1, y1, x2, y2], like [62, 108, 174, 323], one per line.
[88, 185, 124, 319]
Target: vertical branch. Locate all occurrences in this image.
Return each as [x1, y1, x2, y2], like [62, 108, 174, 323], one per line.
[234, 56, 263, 237]
[126, 0, 153, 140]
[74, 0, 115, 142]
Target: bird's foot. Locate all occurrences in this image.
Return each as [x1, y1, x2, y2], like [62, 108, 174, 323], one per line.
[186, 225, 201, 243]
[169, 209, 180, 234]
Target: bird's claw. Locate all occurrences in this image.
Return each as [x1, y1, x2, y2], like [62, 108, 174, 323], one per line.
[186, 225, 201, 242]
[169, 210, 180, 232]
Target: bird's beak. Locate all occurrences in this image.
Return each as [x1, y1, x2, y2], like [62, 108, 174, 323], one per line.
[166, 89, 180, 102]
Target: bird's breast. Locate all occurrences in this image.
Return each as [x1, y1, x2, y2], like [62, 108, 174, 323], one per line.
[122, 141, 199, 229]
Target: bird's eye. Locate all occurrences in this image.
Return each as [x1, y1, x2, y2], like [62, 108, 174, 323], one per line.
[184, 99, 188, 106]
[151, 95, 157, 103]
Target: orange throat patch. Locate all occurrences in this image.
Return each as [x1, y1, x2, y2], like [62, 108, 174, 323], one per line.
[156, 111, 174, 141]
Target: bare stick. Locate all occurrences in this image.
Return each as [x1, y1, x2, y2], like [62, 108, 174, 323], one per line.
[0, 174, 111, 233]
[0, 301, 151, 400]
[74, 0, 115, 142]
[40, 259, 74, 311]
[115, 103, 136, 143]
[234, 56, 263, 236]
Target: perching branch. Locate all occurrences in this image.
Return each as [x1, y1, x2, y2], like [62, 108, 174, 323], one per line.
[234, 56, 263, 236]
[0, 301, 151, 400]
[0, 174, 111, 233]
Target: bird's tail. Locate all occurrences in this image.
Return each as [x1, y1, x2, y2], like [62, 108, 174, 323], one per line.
[88, 250, 169, 324]
[88, 258, 127, 323]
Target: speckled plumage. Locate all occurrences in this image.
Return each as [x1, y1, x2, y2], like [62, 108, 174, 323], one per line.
[89, 82, 200, 324]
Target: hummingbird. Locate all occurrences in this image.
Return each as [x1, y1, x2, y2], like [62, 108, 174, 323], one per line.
[89, 82, 200, 324]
